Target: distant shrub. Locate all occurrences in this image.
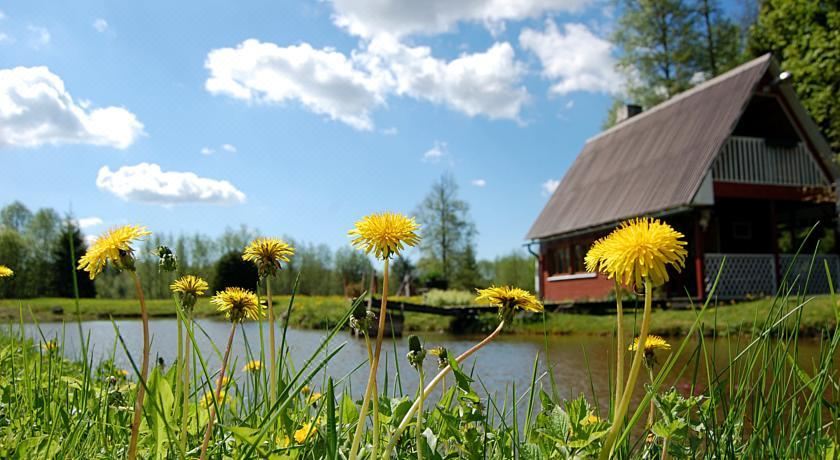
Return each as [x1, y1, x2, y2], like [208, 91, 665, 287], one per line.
[423, 289, 475, 307]
[212, 251, 258, 292]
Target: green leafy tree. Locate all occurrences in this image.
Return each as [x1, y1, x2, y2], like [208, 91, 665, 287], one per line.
[490, 251, 537, 290]
[451, 245, 485, 290]
[0, 228, 28, 298]
[51, 220, 96, 298]
[748, 0, 840, 153]
[1, 201, 33, 233]
[334, 246, 373, 297]
[694, 0, 741, 76]
[415, 173, 477, 284]
[613, 0, 700, 107]
[212, 251, 258, 292]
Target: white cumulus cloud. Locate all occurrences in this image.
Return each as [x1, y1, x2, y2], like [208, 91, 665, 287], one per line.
[200, 146, 214, 155]
[366, 36, 528, 121]
[330, 0, 590, 38]
[27, 25, 50, 48]
[423, 141, 447, 162]
[221, 143, 237, 153]
[471, 179, 487, 187]
[205, 39, 389, 131]
[542, 178, 560, 195]
[520, 21, 622, 95]
[0, 66, 144, 149]
[93, 19, 109, 33]
[76, 217, 103, 229]
[96, 163, 246, 205]
[205, 37, 529, 129]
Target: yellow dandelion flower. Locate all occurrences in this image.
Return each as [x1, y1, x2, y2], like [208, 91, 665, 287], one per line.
[116, 369, 130, 378]
[598, 218, 687, 288]
[0, 265, 13, 278]
[220, 376, 231, 387]
[581, 413, 602, 426]
[211, 287, 263, 322]
[475, 286, 544, 313]
[294, 421, 317, 443]
[628, 335, 671, 353]
[77, 225, 151, 279]
[242, 360, 262, 373]
[349, 212, 420, 260]
[171, 275, 208, 310]
[307, 392, 323, 405]
[171, 275, 208, 296]
[200, 390, 227, 407]
[277, 435, 291, 448]
[243, 237, 295, 277]
[42, 339, 59, 352]
[301, 385, 312, 395]
[584, 236, 611, 273]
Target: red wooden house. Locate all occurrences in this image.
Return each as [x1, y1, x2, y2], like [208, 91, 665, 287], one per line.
[527, 54, 839, 302]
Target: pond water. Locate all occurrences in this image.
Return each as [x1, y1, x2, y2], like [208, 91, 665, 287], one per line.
[15, 318, 833, 417]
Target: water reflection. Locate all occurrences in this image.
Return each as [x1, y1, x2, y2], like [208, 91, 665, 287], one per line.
[18, 319, 831, 418]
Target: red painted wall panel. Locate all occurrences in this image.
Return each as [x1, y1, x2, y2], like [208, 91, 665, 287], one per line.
[541, 273, 614, 302]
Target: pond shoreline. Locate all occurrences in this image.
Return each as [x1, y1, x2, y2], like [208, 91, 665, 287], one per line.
[2, 293, 836, 338]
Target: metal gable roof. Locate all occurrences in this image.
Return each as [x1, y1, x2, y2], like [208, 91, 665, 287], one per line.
[527, 54, 773, 240]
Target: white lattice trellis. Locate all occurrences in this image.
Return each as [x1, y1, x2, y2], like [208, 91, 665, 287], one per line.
[705, 253, 840, 299]
[779, 254, 840, 295]
[705, 254, 776, 299]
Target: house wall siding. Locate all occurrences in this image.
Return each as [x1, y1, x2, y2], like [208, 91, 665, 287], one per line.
[542, 273, 614, 302]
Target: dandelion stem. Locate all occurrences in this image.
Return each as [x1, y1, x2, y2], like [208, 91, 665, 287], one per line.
[615, 279, 625, 411]
[384, 320, 506, 458]
[647, 367, 655, 428]
[416, 367, 425, 460]
[364, 332, 380, 460]
[127, 272, 150, 460]
[267, 279, 277, 410]
[349, 258, 390, 460]
[179, 312, 192, 453]
[199, 323, 236, 460]
[599, 279, 653, 460]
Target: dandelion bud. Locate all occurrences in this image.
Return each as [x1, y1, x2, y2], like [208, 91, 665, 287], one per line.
[428, 346, 448, 369]
[406, 335, 426, 369]
[116, 248, 137, 272]
[157, 246, 178, 272]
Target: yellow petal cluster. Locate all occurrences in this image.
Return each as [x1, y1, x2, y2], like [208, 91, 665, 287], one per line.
[42, 339, 59, 352]
[200, 390, 227, 407]
[475, 286, 544, 313]
[585, 218, 687, 287]
[242, 360, 262, 373]
[0, 265, 13, 278]
[211, 287, 263, 322]
[170, 275, 209, 297]
[77, 225, 151, 279]
[307, 392, 323, 405]
[242, 237, 295, 277]
[349, 212, 420, 260]
[294, 421, 317, 443]
[628, 335, 671, 353]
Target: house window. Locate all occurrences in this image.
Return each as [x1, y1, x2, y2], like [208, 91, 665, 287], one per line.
[573, 244, 586, 273]
[551, 246, 572, 274]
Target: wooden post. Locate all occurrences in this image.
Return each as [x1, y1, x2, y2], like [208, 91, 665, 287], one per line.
[770, 200, 781, 289]
[694, 215, 705, 301]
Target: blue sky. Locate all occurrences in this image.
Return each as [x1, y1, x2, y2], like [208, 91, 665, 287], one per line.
[1, 0, 627, 260]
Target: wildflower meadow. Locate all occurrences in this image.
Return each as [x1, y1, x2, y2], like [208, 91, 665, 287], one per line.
[0, 214, 838, 459]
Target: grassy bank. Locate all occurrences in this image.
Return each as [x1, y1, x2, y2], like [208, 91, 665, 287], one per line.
[1, 294, 836, 337]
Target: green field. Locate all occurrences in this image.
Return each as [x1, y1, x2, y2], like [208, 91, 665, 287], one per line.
[2, 293, 836, 337]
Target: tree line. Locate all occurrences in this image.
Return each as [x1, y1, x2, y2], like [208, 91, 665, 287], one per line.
[0, 176, 534, 300]
[608, 0, 839, 155]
